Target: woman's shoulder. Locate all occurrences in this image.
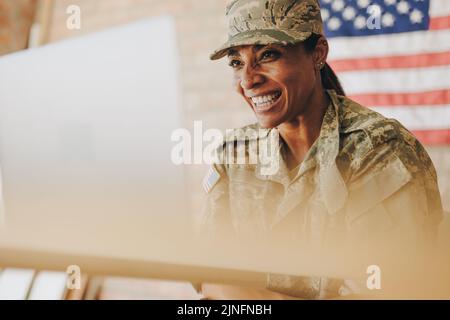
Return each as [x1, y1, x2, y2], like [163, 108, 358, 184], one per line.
[337, 95, 418, 152]
[335, 95, 436, 182]
[333, 97, 443, 232]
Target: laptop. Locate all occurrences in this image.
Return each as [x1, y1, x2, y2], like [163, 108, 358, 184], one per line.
[0, 15, 196, 260]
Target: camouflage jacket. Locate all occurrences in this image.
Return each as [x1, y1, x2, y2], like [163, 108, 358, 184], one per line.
[200, 89, 444, 299]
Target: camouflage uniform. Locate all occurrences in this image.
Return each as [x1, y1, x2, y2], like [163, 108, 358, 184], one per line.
[201, 90, 444, 298]
[204, 0, 444, 299]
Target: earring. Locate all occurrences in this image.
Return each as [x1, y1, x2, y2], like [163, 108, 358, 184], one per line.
[317, 61, 325, 70]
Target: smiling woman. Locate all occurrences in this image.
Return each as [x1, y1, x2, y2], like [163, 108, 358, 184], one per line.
[226, 34, 344, 130]
[200, 0, 444, 300]
[227, 42, 323, 130]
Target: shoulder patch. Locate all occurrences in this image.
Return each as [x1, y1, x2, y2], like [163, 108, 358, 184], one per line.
[202, 165, 221, 194]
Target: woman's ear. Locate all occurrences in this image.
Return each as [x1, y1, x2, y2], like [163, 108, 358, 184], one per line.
[313, 36, 329, 69]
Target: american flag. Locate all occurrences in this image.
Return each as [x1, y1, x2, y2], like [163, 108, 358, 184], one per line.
[321, 0, 450, 145]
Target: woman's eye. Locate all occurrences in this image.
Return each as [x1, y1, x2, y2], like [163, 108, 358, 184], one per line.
[228, 59, 242, 68]
[260, 50, 280, 61]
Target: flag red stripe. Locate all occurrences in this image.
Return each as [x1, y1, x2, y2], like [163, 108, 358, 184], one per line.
[329, 51, 450, 72]
[349, 89, 450, 107]
[429, 15, 450, 30]
[412, 129, 450, 145]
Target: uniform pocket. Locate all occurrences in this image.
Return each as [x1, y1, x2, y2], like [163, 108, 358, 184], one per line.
[345, 156, 412, 233]
[348, 203, 393, 240]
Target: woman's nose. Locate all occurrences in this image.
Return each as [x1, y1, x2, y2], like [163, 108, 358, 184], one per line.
[240, 65, 264, 90]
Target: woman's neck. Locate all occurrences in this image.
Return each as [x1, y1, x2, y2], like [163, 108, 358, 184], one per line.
[277, 89, 329, 169]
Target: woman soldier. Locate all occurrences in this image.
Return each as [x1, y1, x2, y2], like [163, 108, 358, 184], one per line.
[200, 0, 444, 299]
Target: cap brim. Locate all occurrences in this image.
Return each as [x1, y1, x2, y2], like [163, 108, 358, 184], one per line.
[210, 29, 312, 60]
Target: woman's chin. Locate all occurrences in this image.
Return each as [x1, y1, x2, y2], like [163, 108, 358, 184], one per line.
[256, 116, 282, 129]
[253, 103, 285, 129]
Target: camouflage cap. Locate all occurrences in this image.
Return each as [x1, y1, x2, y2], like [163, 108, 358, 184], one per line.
[210, 0, 324, 60]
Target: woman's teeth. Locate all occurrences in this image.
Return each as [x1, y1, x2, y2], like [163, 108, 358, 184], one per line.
[251, 92, 281, 108]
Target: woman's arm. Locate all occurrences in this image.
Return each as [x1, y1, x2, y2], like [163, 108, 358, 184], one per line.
[343, 130, 444, 252]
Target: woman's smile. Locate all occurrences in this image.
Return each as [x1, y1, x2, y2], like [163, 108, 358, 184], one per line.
[247, 90, 282, 113]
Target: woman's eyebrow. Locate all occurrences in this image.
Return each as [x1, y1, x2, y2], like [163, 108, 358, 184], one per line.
[252, 45, 266, 52]
[227, 44, 281, 58]
[227, 49, 240, 58]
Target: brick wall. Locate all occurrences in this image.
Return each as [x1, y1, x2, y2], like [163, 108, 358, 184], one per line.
[0, 0, 37, 55]
[43, 0, 450, 212]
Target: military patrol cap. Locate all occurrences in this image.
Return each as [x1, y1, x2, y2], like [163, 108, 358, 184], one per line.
[210, 0, 324, 60]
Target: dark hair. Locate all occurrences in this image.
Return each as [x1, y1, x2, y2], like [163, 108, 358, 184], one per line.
[303, 33, 346, 96]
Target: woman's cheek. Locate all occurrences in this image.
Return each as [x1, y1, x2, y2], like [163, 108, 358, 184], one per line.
[233, 72, 241, 90]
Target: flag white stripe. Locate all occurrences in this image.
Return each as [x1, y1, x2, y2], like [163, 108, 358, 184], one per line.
[328, 29, 450, 60]
[339, 65, 450, 95]
[430, 0, 450, 18]
[371, 104, 450, 130]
